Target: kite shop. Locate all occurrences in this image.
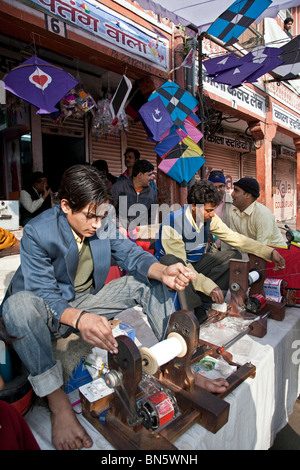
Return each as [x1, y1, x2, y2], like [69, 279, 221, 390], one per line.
[0, 0, 173, 212]
[199, 34, 299, 223]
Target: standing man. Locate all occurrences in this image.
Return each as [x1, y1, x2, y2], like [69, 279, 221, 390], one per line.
[231, 177, 286, 247]
[118, 147, 140, 181]
[283, 17, 294, 38]
[19, 171, 51, 226]
[1, 164, 197, 450]
[208, 170, 233, 250]
[112, 159, 157, 232]
[118, 147, 157, 195]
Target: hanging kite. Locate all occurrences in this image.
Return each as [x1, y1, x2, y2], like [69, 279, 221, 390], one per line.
[148, 80, 198, 127]
[138, 79, 204, 183]
[209, 46, 284, 87]
[206, 0, 272, 46]
[157, 135, 205, 184]
[272, 34, 300, 80]
[2, 56, 78, 114]
[138, 96, 173, 141]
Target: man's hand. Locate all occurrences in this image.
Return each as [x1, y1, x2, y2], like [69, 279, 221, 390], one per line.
[148, 262, 196, 291]
[42, 182, 51, 199]
[209, 286, 224, 304]
[77, 313, 119, 353]
[271, 249, 286, 271]
[60, 308, 119, 354]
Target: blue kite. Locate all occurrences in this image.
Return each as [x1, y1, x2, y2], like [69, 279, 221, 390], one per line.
[206, 0, 272, 46]
[148, 80, 198, 127]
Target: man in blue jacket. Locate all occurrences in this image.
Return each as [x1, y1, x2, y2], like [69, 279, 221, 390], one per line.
[1, 164, 196, 450]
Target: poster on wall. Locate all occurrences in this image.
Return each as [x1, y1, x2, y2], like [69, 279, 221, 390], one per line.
[274, 158, 296, 221]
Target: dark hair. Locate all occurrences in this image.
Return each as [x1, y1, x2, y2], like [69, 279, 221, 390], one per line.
[92, 160, 109, 174]
[187, 180, 222, 206]
[57, 164, 113, 212]
[32, 172, 47, 185]
[132, 159, 154, 177]
[125, 148, 140, 160]
[284, 17, 293, 24]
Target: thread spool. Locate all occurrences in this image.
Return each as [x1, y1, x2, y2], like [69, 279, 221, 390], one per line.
[264, 278, 287, 298]
[140, 333, 187, 375]
[245, 293, 266, 313]
[248, 270, 261, 286]
[137, 390, 178, 430]
[265, 295, 284, 303]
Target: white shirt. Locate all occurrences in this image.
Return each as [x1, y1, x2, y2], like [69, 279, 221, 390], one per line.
[230, 200, 286, 247]
[19, 187, 44, 214]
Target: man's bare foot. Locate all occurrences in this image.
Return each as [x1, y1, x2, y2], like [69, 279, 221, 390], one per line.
[193, 372, 229, 394]
[48, 388, 93, 450]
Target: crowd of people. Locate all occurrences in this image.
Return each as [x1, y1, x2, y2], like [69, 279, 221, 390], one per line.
[0, 150, 287, 450]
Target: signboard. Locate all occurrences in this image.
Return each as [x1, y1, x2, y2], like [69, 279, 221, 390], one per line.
[203, 72, 266, 119]
[25, 0, 169, 69]
[272, 103, 300, 135]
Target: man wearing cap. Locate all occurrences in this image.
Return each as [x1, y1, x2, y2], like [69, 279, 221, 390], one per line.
[155, 180, 286, 324]
[283, 17, 293, 38]
[231, 177, 286, 247]
[208, 170, 233, 250]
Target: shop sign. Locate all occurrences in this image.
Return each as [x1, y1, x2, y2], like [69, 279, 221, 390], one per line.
[205, 133, 252, 152]
[25, 0, 169, 69]
[272, 103, 300, 135]
[202, 72, 266, 119]
[280, 146, 296, 160]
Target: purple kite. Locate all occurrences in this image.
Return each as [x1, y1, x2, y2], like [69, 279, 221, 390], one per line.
[3, 56, 78, 114]
[138, 96, 173, 142]
[205, 47, 284, 87]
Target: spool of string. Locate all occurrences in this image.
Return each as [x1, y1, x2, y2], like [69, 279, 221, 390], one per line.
[140, 332, 187, 375]
[248, 270, 261, 285]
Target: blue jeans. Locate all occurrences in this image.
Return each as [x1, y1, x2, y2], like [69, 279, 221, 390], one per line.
[2, 276, 174, 397]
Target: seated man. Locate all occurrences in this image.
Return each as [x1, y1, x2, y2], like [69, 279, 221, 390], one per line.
[19, 171, 51, 226]
[112, 159, 157, 232]
[231, 177, 286, 247]
[155, 180, 285, 323]
[1, 164, 200, 450]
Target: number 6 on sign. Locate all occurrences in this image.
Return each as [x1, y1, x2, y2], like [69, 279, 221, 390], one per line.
[45, 14, 67, 38]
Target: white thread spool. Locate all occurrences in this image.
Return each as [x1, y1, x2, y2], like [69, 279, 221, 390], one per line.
[248, 270, 261, 285]
[140, 332, 187, 375]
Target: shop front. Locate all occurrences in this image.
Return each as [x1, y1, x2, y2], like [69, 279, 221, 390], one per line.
[0, 0, 172, 202]
[200, 35, 300, 223]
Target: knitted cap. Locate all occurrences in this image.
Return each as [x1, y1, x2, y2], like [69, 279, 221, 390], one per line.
[233, 177, 260, 198]
[208, 170, 226, 184]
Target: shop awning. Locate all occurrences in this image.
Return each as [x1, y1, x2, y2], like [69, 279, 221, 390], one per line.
[134, 0, 300, 36]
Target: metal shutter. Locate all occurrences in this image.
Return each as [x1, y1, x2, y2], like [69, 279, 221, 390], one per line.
[41, 115, 85, 137]
[203, 142, 241, 191]
[241, 153, 256, 178]
[126, 121, 157, 170]
[91, 134, 122, 179]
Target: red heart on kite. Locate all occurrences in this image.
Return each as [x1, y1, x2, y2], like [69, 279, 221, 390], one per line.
[32, 74, 49, 88]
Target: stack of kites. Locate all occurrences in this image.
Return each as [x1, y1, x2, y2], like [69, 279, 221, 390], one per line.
[203, 35, 300, 88]
[138, 80, 205, 184]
